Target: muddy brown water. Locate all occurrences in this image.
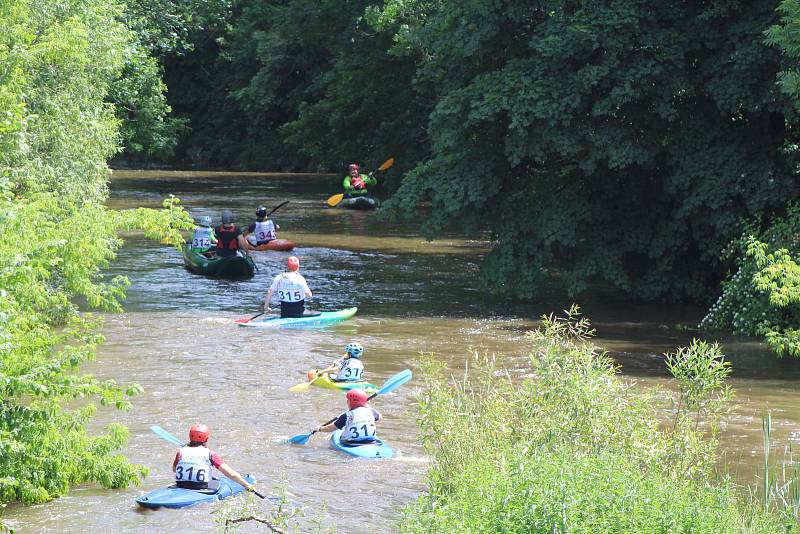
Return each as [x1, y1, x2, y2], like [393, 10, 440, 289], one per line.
[5, 170, 800, 532]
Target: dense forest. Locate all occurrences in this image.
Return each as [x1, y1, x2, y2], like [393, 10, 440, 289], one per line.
[139, 0, 800, 356]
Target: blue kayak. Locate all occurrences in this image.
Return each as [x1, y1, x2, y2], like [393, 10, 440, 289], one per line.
[236, 307, 357, 328]
[331, 430, 393, 459]
[136, 475, 256, 509]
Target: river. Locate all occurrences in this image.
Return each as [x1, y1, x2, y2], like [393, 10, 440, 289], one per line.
[5, 170, 800, 533]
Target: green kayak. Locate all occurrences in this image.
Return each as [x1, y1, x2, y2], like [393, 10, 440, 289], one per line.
[307, 372, 378, 394]
[182, 244, 255, 279]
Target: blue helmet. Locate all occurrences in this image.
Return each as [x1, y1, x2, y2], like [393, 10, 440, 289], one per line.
[198, 215, 212, 227]
[344, 342, 363, 358]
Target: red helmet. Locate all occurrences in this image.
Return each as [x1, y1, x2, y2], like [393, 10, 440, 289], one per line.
[287, 256, 300, 272]
[189, 423, 210, 443]
[348, 163, 359, 171]
[346, 388, 369, 409]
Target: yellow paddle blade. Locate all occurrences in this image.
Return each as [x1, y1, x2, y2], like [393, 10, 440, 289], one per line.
[289, 381, 312, 393]
[378, 157, 395, 171]
[326, 193, 344, 207]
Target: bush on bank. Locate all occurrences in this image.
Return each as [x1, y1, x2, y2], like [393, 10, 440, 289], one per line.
[0, 0, 192, 504]
[402, 308, 782, 532]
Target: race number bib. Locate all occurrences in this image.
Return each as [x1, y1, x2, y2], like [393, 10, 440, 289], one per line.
[175, 465, 209, 483]
[342, 366, 362, 379]
[192, 236, 211, 248]
[347, 421, 376, 441]
[277, 289, 303, 302]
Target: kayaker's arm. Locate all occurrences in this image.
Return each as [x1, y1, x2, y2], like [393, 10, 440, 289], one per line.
[236, 234, 248, 250]
[316, 422, 338, 433]
[263, 288, 274, 310]
[218, 462, 255, 492]
[317, 413, 345, 433]
[317, 356, 345, 376]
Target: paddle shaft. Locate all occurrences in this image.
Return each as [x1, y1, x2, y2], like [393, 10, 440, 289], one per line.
[267, 200, 289, 217]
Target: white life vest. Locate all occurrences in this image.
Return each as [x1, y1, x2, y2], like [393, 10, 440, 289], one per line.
[335, 358, 364, 381]
[253, 220, 276, 242]
[342, 406, 378, 442]
[192, 227, 213, 249]
[175, 445, 212, 484]
[273, 272, 307, 302]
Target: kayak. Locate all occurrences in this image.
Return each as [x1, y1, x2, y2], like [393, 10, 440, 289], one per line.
[136, 475, 256, 509]
[339, 196, 379, 210]
[182, 245, 255, 279]
[331, 430, 393, 459]
[237, 307, 357, 328]
[310, 372, 378, 394]
[243, 238, 295, 252]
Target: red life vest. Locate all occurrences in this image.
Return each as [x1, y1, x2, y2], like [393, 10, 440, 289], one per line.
[351, 175, 366, 189]
[216, 225, 239, 250]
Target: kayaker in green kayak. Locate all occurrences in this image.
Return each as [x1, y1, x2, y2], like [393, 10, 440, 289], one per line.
[244, 206, 280, 247]
[172, 423, 257, 494]
[190, 215, 218, 254]
[264, 256, 313, 318]
[342, 163, 377, 198]
[316, 389, 382, 444]
[215, 209, 247, 257]
[309, 342, 366, 383]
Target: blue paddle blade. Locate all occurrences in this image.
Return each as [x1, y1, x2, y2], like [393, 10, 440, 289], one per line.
[150, 425, 185, 447]
[375, 369, 412, 397]
[287, 432, 313, 445]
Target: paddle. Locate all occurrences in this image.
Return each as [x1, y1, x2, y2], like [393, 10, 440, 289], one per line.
[267, 200, 290, 217]
[287, 368, 412, 445]
[288, 371, 323, 393]
[326, 157, 395, 207]
[234, 311, 265, 324]
[149, 425, 268, 500]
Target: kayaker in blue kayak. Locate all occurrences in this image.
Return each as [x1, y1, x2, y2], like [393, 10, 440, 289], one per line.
[316, 389, 381, 444]
[191, 216, 218, 254]
[311, 342, 366, 382]
[264, 256, 312, 318]
[172, 423, 257, 494]
[215, 209, 247, 258]
[342, 163, 377, 198]
[244, 206, 280, 247]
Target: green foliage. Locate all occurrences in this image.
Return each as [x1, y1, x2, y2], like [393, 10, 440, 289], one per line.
[0, 0, 193, 504]
[402, 308, 781, 532]
[701, 206, 800, 358]
[666, 339, 733, 430]
[375, 1, 798, 302]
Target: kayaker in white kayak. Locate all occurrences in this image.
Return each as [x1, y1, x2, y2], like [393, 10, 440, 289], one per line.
[215, 209, 247, 257]
[316, 389, 382, 444]
[190, 215, 217, 254]
[264, 256, 312, 318]
[172, 423, 257, 493]
[310, 342, 366, 383]
[342, 163, 377, 198]
[244, 206, 280, 247]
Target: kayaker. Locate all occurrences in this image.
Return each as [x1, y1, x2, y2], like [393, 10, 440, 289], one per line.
[342, 163, 377, 198]
[172, 423, 257, 494]
[215, 209, 247, 257]
[264, 256, 312, 318]
[316, 389, 381, 444]
[191, 215, 217, 254]
[311, 342, 365, 383]
[244, 206, 280, 247]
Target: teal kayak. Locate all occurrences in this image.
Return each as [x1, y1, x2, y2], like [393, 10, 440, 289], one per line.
[331, 430, 393, 459]
[136, 475, 256, 509]
[236, 307, 357, 328]
[182, 244, 255, 279]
